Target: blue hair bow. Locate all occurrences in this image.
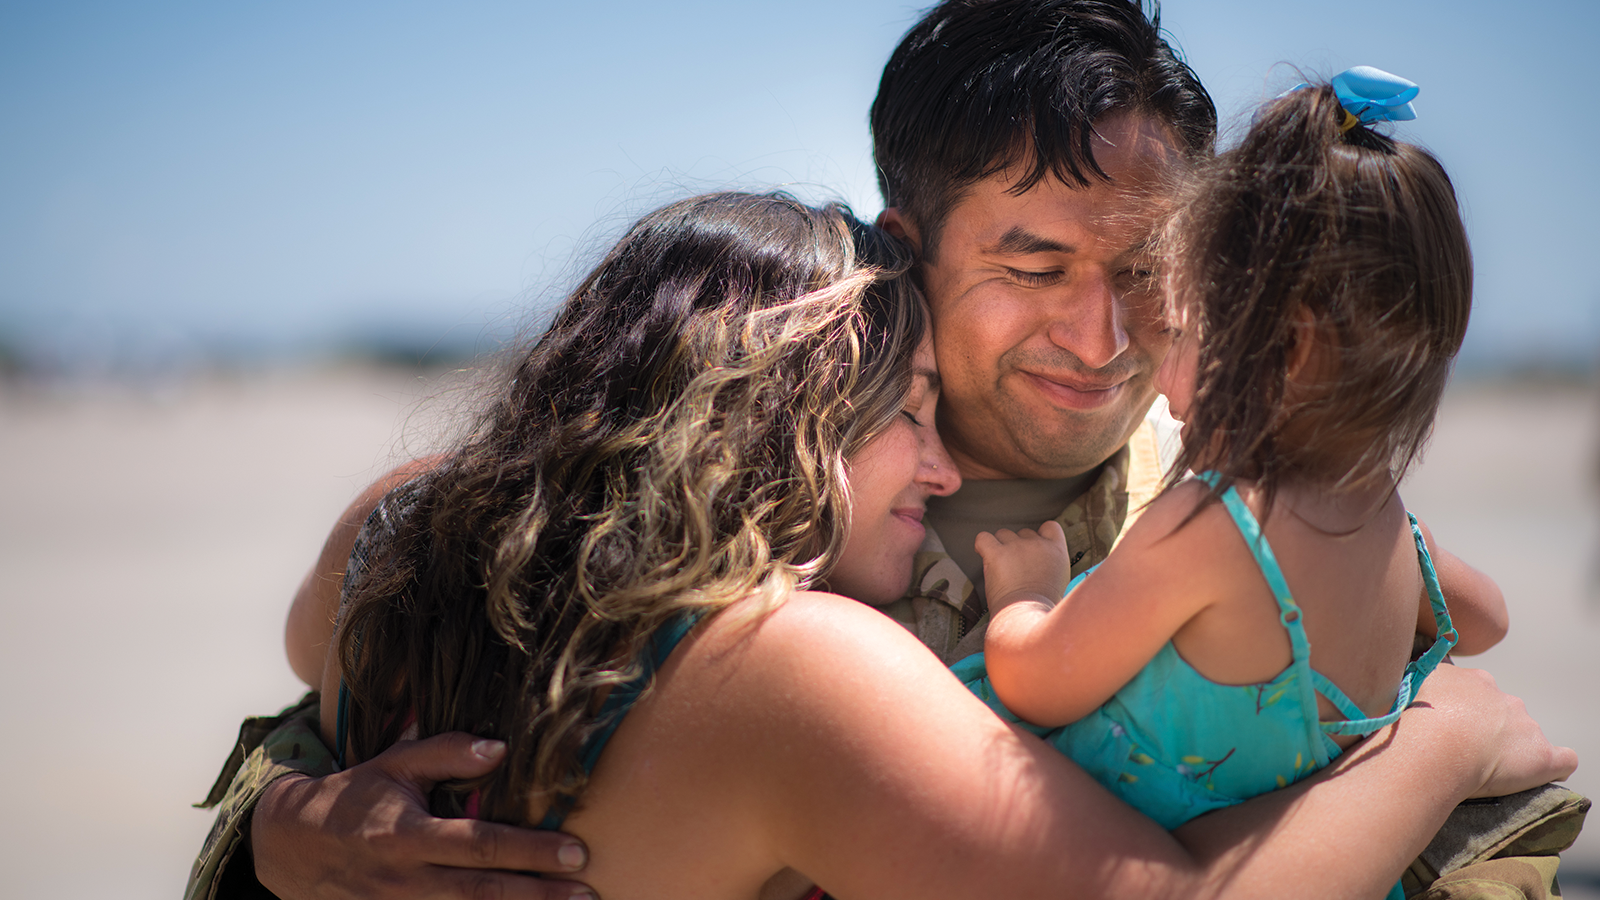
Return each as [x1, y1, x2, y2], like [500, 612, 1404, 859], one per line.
[1331, 65, 1418, 123]
[1285, 65, 1419, 127]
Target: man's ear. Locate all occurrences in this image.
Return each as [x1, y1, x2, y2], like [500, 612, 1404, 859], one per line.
[876, 207, 922, 254]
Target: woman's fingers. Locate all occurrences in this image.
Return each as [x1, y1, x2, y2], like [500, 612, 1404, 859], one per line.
[1416, 665, 1578, 798]
[252, 733, 593, 900]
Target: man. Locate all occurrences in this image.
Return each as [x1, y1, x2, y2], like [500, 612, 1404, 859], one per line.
[863, 0, 1206, 662]
[187, 3, 1581, 898]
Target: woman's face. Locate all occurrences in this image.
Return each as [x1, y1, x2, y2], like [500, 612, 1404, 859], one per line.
[828, 332, 962, 606]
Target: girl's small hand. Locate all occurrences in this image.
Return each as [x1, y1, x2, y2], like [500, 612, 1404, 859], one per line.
[977, 520, 1073, 616]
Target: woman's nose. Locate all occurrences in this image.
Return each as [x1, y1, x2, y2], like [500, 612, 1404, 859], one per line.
[919, 431, 962, 496]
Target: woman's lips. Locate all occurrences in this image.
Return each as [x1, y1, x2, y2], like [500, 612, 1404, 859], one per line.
[1021, 370, 1127, 410]
[891, 507, 927, 535]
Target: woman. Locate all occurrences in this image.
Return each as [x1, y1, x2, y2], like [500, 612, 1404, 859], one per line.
[277, 192, 1571, 900]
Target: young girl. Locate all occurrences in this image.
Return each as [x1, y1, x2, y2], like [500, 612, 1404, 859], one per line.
[957, 68, 1511, 833]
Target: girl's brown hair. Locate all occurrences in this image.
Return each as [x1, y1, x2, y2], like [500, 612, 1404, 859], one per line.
[1161, 81, 1471, 508]
[336, 192, 925, 824]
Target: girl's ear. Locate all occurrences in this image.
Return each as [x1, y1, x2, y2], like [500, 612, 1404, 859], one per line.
[1286, 305, 1320, 384]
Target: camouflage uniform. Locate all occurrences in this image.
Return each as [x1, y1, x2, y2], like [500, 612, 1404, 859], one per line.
[187, 413, 1588, 899]
[186, 692, 331, 900]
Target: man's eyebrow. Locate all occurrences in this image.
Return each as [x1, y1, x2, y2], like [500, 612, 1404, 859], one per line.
[990, 226, 1073, 256]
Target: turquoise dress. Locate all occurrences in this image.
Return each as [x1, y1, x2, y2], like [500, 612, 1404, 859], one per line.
[954, 478, 1459, 831]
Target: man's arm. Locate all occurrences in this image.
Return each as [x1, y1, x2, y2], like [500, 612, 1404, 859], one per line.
[192, 455, 595, 900]
[186, 697, 594, 900]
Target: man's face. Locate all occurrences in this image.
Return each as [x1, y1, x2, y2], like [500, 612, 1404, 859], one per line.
[885, 112, 1179, 481]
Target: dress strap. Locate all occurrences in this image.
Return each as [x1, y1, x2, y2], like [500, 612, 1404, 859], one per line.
[1197, 473, 1331, 765]
[1198, 474, 1314, 662]
[1198, 474, 1461, 745]
[1318, 512, 1459, 737]
[538, 612, 701, 830]
[1405, 512, 1458, 694]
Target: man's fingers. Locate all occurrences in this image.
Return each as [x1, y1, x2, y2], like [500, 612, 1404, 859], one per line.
[420, 817, 588, 875]
[376, 732, 509, 791]
[428, 868, 595, 900]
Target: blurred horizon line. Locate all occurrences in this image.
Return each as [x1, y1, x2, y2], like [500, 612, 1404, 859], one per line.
[0, 315, 1593, 386]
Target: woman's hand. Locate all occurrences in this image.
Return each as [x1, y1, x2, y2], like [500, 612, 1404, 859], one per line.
[1414, 663, 1578, 798]
[252, 732, 594, 900]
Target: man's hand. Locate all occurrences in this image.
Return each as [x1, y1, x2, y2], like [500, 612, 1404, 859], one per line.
[252, 732, 594, 900]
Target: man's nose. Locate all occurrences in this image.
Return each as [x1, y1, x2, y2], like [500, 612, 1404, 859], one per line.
[1045, 272, 1129, 369]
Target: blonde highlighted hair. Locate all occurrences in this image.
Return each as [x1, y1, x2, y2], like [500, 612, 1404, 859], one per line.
[337, 192, 924, 823]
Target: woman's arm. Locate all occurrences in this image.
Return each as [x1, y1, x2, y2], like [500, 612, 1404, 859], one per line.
[710, 594, 1575, 900]
[1171, 663, 1571, 896]
[1413, 517, 1509, 656]
[612, 591, 1576, 900]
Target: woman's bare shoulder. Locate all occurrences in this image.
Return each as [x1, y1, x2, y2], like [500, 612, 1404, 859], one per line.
[687, 589, 963, 700]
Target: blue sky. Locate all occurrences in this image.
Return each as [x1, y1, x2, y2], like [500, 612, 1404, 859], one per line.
[3, 0, 1596, 372]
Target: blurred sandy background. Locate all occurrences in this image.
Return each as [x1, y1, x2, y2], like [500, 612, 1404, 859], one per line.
[0, 366, 1595, 899]
[7, 2, 1600, 897]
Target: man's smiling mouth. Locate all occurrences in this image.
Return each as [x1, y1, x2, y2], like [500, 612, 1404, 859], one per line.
[1019, 370, 1128, 410]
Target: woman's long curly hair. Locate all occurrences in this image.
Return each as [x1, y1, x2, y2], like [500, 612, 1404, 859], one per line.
[336, 192, 924, 824]
[1160, 80, 1471, 511]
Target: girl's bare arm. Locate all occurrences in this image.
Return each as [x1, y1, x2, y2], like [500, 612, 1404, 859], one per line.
[981, 481, 1232, 726]
[284, 456, 443, 686]
[1413, 517, 1509, 656]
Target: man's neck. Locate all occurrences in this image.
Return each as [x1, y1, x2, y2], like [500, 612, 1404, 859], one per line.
[924, 467, 1101, 600]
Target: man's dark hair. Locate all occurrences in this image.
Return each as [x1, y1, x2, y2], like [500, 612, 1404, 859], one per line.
[870, 0, 1216, 258]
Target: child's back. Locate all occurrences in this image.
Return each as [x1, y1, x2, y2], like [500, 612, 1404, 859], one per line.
[1169, 479, 1424, 737]
[962, 470, 1465, 828]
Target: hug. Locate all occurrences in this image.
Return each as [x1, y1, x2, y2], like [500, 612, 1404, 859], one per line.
[189, 3, 1583, 899]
